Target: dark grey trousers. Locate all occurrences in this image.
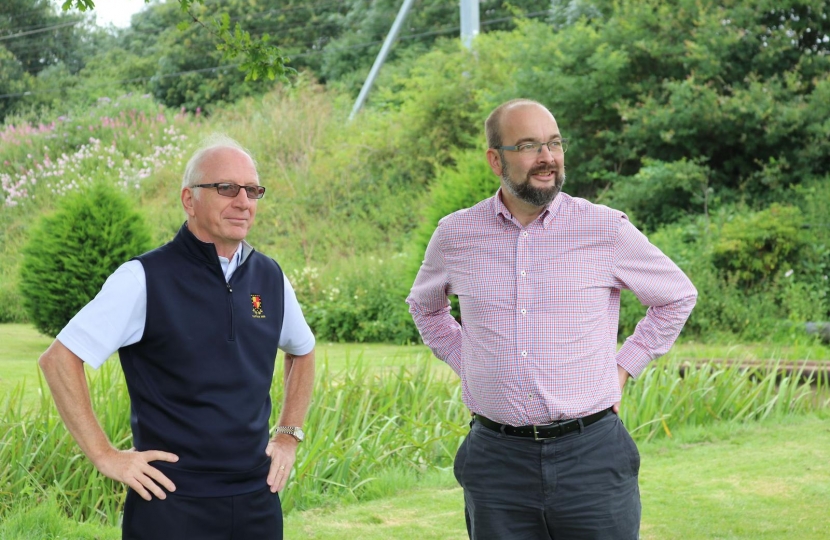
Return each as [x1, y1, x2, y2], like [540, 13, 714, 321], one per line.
[454, 412, 641, 540]
[122, 486, 282, 540]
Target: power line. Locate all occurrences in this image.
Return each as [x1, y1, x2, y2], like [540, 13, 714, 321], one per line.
[0, 9, 551, 101]
[3, 3, 544, 62]
[0, 19, 81, 41]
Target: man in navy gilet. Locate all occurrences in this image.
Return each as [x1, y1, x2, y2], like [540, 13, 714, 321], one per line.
[38, 134, 316, 539]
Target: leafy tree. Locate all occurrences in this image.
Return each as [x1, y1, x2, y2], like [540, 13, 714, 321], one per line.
[0, 0, 98, 121]
[321, 0, 552, 92]
[0, 0, 87, 75]
[73, 0, 347, 113]
[484, 0, 830, 213]
[19, 182, 153, 337]
[0, 46, 30, 120]
[63, 0, 294, 83]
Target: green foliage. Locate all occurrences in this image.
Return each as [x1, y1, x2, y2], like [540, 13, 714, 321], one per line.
[625, 197, 829, 342]
[0, 491, 119, 540]
[61, 0, 93, 9]
[372, 43, 487, 185]
[125, 1, 274, 113]
[0, 278, 28, 324]
[606, 158, 713, 231]
[4, 0, 830, 344]
[712, 204, 806, 288]
[0, 46, 30, 124]
[482, 0, 830, 210]
[61, 0, 295, 87]
[3, 1, 88, 75]
[0, 1, 106, 122]
[19, 182, 152, 337]
[212, 13, 295, 82]
[320, 0, 550, 93]
[289, 255, 419, 344]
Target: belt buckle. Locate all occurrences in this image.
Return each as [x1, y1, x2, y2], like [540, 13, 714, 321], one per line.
[532, 423, 560, 441]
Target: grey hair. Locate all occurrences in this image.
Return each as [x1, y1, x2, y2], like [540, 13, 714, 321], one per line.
[181, 134, 259, 198]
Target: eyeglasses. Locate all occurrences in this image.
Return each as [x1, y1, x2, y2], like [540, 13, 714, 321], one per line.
[495, 139, 569, 155]
[192, 183, 266, 199]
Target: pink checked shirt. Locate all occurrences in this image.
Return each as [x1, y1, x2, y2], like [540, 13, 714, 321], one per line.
[407, 190, 697, 426]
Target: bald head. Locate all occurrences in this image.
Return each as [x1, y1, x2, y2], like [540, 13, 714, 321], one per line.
[485, 99, 551, 149]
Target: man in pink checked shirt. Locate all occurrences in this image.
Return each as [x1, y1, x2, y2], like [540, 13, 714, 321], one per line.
[407, 98, 697, 540]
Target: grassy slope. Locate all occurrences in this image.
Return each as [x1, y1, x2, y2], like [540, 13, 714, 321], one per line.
[2, 414, 827, 539]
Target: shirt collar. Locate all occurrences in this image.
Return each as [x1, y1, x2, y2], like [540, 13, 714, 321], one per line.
[218, 244, 243, 281]
[492, 188, 564, 229]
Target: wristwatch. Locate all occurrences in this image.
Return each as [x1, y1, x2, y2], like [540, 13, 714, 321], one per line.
[275, 426, 305, 443]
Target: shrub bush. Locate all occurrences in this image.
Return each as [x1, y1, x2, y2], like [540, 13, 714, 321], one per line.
[712, 204, 807, 288]
[289, 254, 419, 344]
[19, 182, 152, 336]
[605, 158, 713, 232]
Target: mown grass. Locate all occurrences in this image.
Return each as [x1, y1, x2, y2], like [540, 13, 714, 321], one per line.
[283, 413, 830, 540]
[2, 322, 829, 530]
[2, 414, 828, 539]
[664, 340, 830, 363]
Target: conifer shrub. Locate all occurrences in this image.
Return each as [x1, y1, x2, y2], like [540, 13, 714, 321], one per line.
[19, 182, 153, 337]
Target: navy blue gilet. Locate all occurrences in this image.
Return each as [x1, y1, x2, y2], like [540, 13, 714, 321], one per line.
[118, 223, 285, 497]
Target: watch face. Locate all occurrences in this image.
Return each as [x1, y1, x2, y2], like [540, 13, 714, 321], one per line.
[294, 428, 305, 442]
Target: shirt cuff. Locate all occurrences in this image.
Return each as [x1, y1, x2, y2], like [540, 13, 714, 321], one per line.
[615, 340, 652, 379]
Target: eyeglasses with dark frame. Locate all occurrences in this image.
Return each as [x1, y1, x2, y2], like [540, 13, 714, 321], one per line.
[192, 183, 266, 199]
[495, 139, 569, 155]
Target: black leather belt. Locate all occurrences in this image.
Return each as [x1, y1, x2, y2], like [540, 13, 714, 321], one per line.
[474, 408, 612, 440]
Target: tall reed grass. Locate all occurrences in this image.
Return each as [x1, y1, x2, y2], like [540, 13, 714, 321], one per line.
[1, 354, 827, 526]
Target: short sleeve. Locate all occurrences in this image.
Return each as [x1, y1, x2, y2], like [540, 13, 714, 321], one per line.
[56, 261, 147, 369]
[278, 274, 315, 356]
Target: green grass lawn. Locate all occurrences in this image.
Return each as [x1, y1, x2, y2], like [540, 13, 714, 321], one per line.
[3, 324, 829, 409]
[665, 340, 830, 363]
[2, 414, 827, 539]
[0, 324, 438, 406]
[0, 324, 53, 404]
[284, 414, 830, 540]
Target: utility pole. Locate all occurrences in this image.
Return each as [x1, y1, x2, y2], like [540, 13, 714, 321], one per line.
[460, 0, 480, 50]
[349, 0, 416, 122]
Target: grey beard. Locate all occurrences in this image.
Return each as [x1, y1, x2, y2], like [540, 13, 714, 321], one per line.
[501, 163, 565, 208]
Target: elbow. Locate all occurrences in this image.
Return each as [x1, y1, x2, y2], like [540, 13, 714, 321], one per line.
[38, 339, 79, 377]
[38, 346, 56, 373]
[688, 286, 699, 308]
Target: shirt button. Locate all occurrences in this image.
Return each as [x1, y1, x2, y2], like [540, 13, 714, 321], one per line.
[528, 393, 533, 400]
[520, 270, 527, 277]
[520, 309, 527, 315]
[521, 350, 528, 357]
[522, 231, 529, 237]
